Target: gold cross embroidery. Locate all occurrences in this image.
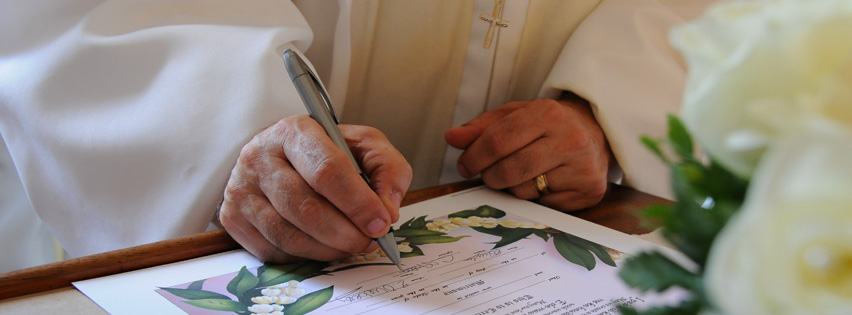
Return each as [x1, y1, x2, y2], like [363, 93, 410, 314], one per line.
[479, 0, 509, 49]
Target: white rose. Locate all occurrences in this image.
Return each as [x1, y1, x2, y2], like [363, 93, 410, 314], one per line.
[671, 0, 852, 177]
[704, 125, 852, 315]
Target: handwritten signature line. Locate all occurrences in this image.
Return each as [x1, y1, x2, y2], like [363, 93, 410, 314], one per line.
[433, 246, 523, 275]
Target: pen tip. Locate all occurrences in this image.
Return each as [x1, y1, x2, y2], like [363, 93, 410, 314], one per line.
[396, 264, 403, 271]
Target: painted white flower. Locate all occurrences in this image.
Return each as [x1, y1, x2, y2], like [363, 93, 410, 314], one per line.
[283, 287, 306, 297]
[671, 0, 852, 177]
[247, 303, 283, 314]
[705, 126, 852, 315]
[481, 222, 498, 229]
[277, 296, 298, 305]
[498, 220, 520, 229]
[433, 219, 451, 226]
[398, 242, 413, 253]
[442, 223, 460, 229]
[250, 295, 277, 304]
[260, 287, 282, 297]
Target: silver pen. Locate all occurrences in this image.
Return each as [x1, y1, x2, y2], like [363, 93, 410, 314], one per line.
[282, 49, 402, 270]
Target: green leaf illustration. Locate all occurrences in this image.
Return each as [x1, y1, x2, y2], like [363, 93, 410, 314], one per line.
[258, 261, 307, 287]
[471, 226, 504, 237]
[286, 286, 334, 315]
[472, 226, 538, 249]
[184, 298, 246, 312]
[393, 229, 446, 237]
[553, 234, 596, 270]
[226, 266, 259, 299]
[404, 235, 469, 245]
[562, 233, 617, 267]
[449, 205, 506, 218]
[159, 287, 231, 300]
[399, 216, 416, 229]
[491, 228, 534, 249]
[409, 216, 428, 229]
[259, 261, 330, 287]
[401, 244, 424, 258]
[187, 279, 205, 291]
[530, 229, 550, 242]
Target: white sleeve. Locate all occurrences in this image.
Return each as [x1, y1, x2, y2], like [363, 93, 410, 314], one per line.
[0, 0, 314, 256]
[540, 0, 715, 199]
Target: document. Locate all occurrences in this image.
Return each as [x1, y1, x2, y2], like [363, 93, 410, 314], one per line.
[75, 186, 685, 315]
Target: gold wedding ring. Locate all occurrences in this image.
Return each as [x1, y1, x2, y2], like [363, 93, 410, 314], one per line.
[533, 173, 550, 196]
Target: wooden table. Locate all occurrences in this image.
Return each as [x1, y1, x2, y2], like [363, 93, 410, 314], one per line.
[0, 180, 668, 313]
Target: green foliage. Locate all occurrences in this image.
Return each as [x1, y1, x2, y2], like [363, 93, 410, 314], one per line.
[619, 115, 747, 314]
[187, 279, 205, 291]
[258, 261, 330, 287]
[184, 298, 247, 312]
[400, 243, 424, 258]
[392, 229, 446, 237]
[561, 233, 616, 268]
[487, 227, 535, 249]
[553, 234, 598, 271]
[618, 252, 701, 293]
[448, 205, 506, 218]
[404, 235, 470, 244]
[227, 266, 259, 300]
[286, 286, 335, 315]
[159, 287, 231, 300]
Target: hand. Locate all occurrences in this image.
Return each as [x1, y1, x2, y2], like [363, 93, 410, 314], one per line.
[219, 115, 412, 262]
[444, 95, 611, 212]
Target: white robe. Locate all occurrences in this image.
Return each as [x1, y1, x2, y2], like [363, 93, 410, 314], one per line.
[0, 0, 713, 258]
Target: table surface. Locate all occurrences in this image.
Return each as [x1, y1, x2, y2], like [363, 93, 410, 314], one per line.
[0, 180, 669, 313]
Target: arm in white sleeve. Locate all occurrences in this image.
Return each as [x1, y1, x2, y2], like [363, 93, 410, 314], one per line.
[540, 0, 715, 199]
[0, 0, 315, 256]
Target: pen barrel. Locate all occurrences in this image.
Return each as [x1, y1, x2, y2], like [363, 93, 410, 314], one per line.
[291, 73, 367, 180]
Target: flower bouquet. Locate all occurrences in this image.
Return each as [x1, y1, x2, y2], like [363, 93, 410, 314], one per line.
[617, 1, 852, 314]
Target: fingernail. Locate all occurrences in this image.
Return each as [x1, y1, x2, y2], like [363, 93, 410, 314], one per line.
[367, 218, 387, 235]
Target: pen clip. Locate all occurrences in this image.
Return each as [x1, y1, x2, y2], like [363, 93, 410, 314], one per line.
[303, 63, 340, 125]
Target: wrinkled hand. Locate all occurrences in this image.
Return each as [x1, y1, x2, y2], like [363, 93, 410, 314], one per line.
[444, 96, 611, 212]
[220, 115, 412, 262]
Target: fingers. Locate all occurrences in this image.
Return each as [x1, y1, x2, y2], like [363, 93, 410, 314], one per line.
[255, 151, 374, 255]
[219, 192, 354, 262]
[220, 116, 406, 262]
[444, 101, 528, 150]
[341, 124, 412, 223]
[276, 116, 393, 239]
[504, 164, 609, 211]
[455, 100, 565, 178]
[448, 98, 612, 211]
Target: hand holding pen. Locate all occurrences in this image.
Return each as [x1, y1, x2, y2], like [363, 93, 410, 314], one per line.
[217, 48, 412, 263]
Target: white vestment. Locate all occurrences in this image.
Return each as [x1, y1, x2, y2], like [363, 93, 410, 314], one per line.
[0, 0, 713, 258]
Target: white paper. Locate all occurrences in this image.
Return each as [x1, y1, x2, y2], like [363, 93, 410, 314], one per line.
[75, 186, 686, 315]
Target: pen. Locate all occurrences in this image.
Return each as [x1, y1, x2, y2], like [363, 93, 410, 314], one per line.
[282, 49, 402, 270]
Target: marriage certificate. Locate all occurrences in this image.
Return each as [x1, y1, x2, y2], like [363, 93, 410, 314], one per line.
[75, 186, 685, 315]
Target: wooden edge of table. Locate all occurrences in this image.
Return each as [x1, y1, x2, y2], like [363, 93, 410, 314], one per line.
[0, 180, 668, 300]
